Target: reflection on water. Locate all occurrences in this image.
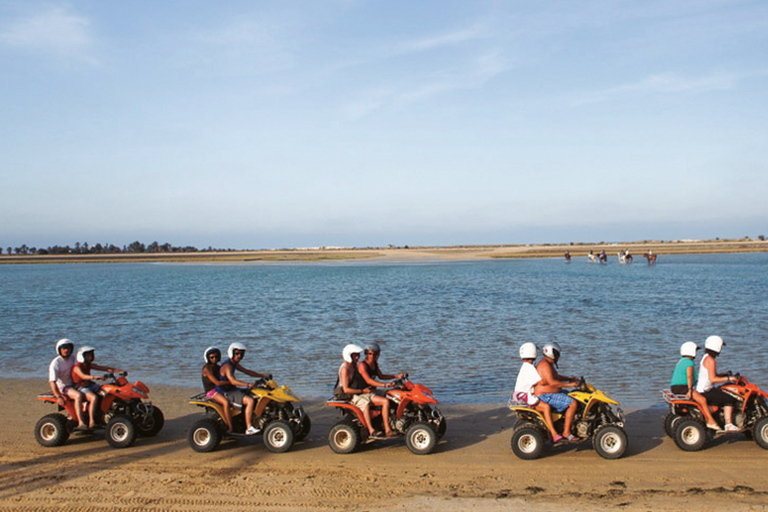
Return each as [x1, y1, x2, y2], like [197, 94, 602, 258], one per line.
[1, 252, 767, 408]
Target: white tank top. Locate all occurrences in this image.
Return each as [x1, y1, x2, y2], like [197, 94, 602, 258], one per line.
[696, 354, 714, 393]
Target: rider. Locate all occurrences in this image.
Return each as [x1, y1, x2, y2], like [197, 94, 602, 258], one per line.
[72, 346, 125, 429]
[670, 342, 719, 430]
[534, 342, 581, 442]
[357, 342, 403, 438]
[220, 342, 271, 435]
[512, 342, 561, 442]
[48, 339, 88, 430]
[337, 344, 379, 438]
[695, 335, 739, 433]
[201, 346, 233, 433]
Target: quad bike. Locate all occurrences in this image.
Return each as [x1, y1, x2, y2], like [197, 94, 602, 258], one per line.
[327, 374, 446, 455]
[662, 374, 768, 452]
[35, 372, 164, 449]
[187, 377, 310, 453]
[508, 378, 627, 460]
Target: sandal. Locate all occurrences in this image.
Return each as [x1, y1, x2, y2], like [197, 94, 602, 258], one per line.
[566, 435, 581, 443]
[706, 422, 720, 431]
[552, 435, 564, 443]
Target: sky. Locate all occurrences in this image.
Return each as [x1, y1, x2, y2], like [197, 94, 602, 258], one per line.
[1, 0, 767, 249]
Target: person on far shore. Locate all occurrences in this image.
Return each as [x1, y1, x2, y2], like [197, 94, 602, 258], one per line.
[357, 341, 403, 438]
[220, 342, 271, 435]
[564, 251, 571, 262]
[201, 346, 233, 433]
[72, 346, 124, 428]
[48, 339, 88, 430]
[534, 342, 581, 442]
[512, 343, 560, 442]
[670, 342, 719, 430]
[696, 336, 740, 432]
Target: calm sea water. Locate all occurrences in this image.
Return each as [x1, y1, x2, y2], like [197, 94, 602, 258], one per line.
[2, 253, 767, 408]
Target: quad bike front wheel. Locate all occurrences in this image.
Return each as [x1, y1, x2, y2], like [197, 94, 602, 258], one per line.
[263, 420, 295, 453]
[405, 422, 437, 455]
[328, 421, 361, 454]
[753, 416, 768, 450]
[35, 413, 70, 447]
[436, 418, 447, 439]
[593, 425, 628, 459]
[294, 415, 311, 442]
[136, 406, 165, 437]
[106, 414, 137, 449]
[510, 426, 545, 460]
[188, 418, 222, 453]
[673, 419, 706, 452]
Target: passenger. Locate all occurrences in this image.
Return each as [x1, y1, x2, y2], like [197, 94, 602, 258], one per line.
[72, 346, 124, 429]
[48, 339, 87, 430]
[337, 344, 379, 438]
[670, 342, 719, 430]
[696, 335, 740, 432]
[513, 342, 561, 442]
[220, 342, 270, 436]
[357, 342, 403, 438]
[534, 342, 581, 441]
[201, 347, 233, 433]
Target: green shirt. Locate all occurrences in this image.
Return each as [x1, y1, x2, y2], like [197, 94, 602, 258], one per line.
[671, 357, 697, 387]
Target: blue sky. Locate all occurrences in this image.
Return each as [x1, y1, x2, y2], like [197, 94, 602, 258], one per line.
[1, 1, 767, 249]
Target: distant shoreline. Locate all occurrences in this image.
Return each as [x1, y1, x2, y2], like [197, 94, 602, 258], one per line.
[1, 239, 766, 265]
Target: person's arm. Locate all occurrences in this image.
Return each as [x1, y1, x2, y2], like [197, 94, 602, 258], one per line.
[358, 362, 389, 387]
[539, 364, 578, 389]
[704, 358, 735, 385]
[340, 365, 370, 394]
[221, 364, 253, 388]
[377, 367, 404, 381]
[234, 362, 269, 380]
[203, 366, 229, 387]
[685, 366, 695, 399]
[91, 363, 123, 374]
[49, 361, 65, 405]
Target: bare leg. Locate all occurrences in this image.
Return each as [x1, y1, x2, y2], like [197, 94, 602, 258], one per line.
[66, 388, 86, 427]
[562, 400, 578, 437]
[724, 405, 734, 425]
[371, 395, 394, 435]
[243, 396, 255, 430]
[692, 391, 717, 426]
[534, 402, 559, 439]
[213, 394, 233, 432]
[86, 391, 99, 428]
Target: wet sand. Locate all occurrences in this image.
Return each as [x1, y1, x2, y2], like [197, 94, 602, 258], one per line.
[3, 378, 768, 511]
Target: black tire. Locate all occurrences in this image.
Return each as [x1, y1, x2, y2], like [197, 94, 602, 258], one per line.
[263, 420, 295, 453]
[294, 415, 311, 442]
[328, 421, 360, 454]
[663, 413, 681, 438]
[405, 422, 437, 455]
[188, 418, 222, 453]
[136, 406, 165, 437]
[511, 426, 545, 460]
[436, 417, 447, 439]
[106, 414, 137, 449]
[753, 416, 768, 450]
[34, 413, 70, 447]
[674, 419, 706, 452]
[593, 425, 628, 459]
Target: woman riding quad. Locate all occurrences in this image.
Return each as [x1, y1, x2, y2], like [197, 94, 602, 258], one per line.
[696, 335, 740, 432]
[670, 341, 719, 430]
[72, 346, 125, 429]
[201, 346, 233, 434]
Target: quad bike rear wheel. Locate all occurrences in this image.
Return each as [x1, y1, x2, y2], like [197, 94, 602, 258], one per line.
[328, 420, 361, 454]
[188, 418, 222, 453]
[663, 412, 681, 438]
[753, 416, 768, 450]
[674, 419, 706, 452]
[35, 413, 70, 447]
[593, 425, 628, 459]
[405, 422, 437, 455]
[263, 420, 295, 453]
[136, 406, 165, 437]
[106, 414, 137, 449]
[510, 426, 545, 460]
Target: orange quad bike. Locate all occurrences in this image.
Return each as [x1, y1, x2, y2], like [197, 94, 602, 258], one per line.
[327, 374, 446, 455]
[35, 372, 164, 449]
[662, 373, 768, 451]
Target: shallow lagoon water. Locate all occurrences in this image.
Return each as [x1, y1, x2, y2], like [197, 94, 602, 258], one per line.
[2, 252, 767, 408]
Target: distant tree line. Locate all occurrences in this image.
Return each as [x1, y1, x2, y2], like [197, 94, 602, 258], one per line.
[1, 241, 234, 255]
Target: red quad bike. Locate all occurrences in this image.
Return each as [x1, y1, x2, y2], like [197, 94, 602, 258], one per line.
[662, 374, 768, 451]
[35, 372, 164, 449]
[327, 375, 446, 455]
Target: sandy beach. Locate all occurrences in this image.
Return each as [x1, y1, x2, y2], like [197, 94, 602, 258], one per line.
[3, 378, 768, 511]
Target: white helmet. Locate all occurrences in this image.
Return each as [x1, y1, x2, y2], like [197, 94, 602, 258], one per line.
[227, 342, 247, 359]
[705, 335, 725, 354]
[519, 342, 538, 360]
[76, 346, 96, 363]
[204, 346, 221, 363]
[342, 344, 363, 363]
[680, 341, 698, 358]
[542, 342, 562, 364]
[55, 338, 74, 356]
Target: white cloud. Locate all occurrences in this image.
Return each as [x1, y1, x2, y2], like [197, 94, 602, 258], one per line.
[396, 24, 489, 53]
[573, 72, 738, 105]
[0, 5, 93, 59]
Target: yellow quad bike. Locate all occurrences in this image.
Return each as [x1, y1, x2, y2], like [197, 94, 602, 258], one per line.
[509, 378, 627, 460]
[187, 378, 310, 453]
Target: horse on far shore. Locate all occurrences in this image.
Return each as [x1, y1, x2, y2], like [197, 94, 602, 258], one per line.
[643, 252, 657, 266]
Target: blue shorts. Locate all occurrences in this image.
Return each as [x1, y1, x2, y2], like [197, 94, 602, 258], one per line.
[538, 393, 573, 413]
[79, 383, 102, 394]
